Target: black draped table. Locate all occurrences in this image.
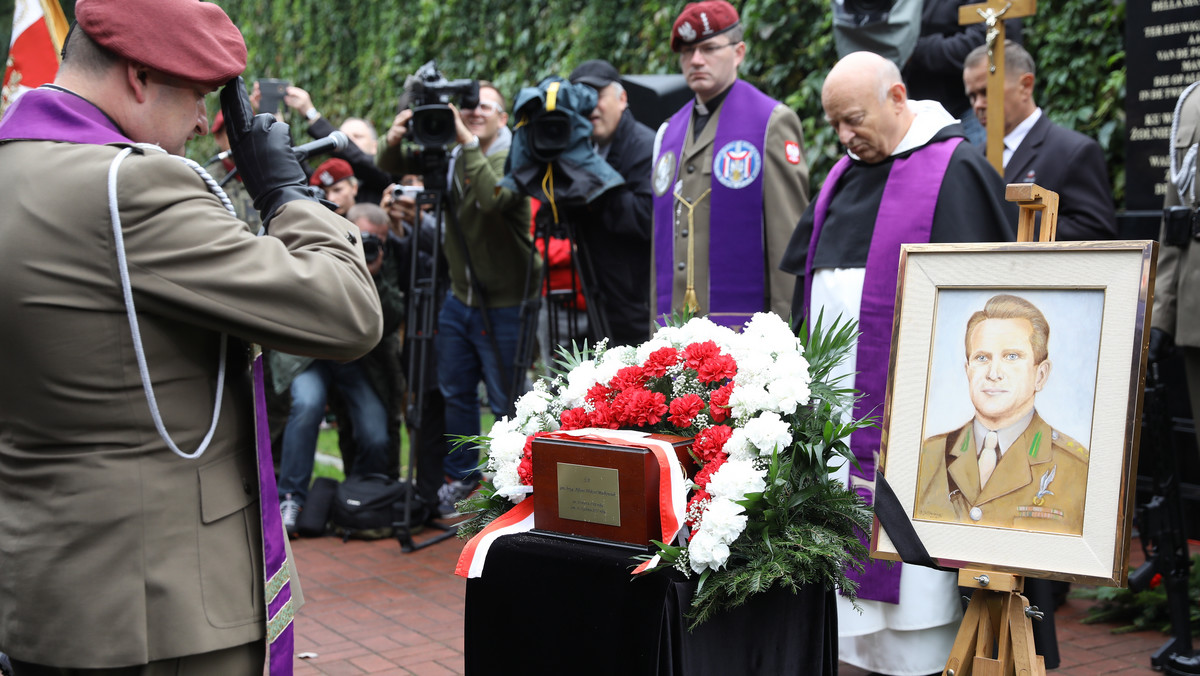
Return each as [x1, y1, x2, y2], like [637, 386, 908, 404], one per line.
[463, 532, 837, 675]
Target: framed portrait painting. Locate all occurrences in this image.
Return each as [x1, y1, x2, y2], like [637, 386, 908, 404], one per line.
[874, 241, 1156, 586]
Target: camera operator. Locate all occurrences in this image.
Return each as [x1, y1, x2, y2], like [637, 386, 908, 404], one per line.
[379, 81, 536, 518]
[554, 59, 656, 348]
[284, 84, 397, 205]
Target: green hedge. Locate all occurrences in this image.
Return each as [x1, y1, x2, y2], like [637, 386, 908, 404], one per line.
[1, 0, 1126, 203]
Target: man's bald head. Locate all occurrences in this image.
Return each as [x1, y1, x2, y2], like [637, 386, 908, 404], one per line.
[821, 51, 913, 164]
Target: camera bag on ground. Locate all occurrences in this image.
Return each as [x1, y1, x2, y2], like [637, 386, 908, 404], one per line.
[331, 474, 428, 540]
[296, 476, 338, 537]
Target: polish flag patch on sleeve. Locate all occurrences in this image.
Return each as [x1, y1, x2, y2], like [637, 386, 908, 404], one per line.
[785, 140, 802, 165]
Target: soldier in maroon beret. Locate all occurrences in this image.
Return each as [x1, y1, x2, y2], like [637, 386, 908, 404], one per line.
[310, 157, 359, 215]
[0, 1, 384, 673]
[652, 1, 810, 329]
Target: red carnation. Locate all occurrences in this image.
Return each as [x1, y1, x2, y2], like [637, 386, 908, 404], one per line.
[588, 402, 620, 429]
[696, 353, 737, 384]
[517, 431, 552, 485]
[685, 490, 711, 529]
[643, 347, 680, 378]
[692, 452, 727, 488]
[619, 389, 668, 428]
[610, 365, 647, 392]
[586, 383, 612, 407]
[683, 340, 722, 371]
[560, 407, 590, 431]
[693, 424, 733, 462]
[708, 383, 734, 423]
[668, 393, 705, 428]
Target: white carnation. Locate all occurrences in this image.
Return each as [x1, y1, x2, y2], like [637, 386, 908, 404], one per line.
[700, 497, 750, 542]
[722, 428, 753, 461]
[729, 383, 770, 420]
[634, 337, 677, 364]
[742, 312, 800, 357]
[705, 459, 766, 502]
[742, 411, 793, 456]
[687, 529, 731, 573]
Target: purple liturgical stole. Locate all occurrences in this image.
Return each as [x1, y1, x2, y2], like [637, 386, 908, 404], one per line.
[653, 79, 779, 328]
[1, 88, 296, 672]
[804, 137, 961, 604]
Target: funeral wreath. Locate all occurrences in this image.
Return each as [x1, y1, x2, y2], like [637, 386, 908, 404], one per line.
[457, 312, 874, 625]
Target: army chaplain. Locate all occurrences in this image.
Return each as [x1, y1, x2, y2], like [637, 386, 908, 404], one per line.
[0, 0, 381, 673]
[651, 0, 809, 328]
[916, 293, 1089, 535]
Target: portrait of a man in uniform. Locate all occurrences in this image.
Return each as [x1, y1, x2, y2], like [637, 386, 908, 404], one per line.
[914, 293, 1091, 535]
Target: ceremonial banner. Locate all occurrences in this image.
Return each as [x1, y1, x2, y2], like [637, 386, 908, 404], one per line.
[875, 242, 1154, 586]
[2, 0, 69, 113]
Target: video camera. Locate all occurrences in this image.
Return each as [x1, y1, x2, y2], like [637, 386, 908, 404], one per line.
[403, 61, 479, 148]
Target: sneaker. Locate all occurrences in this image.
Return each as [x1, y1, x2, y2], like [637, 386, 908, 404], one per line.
[437, 479, 479, 519]
[280, 494, 301, 537]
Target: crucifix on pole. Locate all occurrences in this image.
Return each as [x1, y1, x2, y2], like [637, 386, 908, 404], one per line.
[959, 0, 1037, 174]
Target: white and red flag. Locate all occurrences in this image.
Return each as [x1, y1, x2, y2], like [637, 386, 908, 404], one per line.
[3, 0, 69, 113]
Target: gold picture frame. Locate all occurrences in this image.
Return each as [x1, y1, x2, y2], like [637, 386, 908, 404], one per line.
[873, 241, 1157, 586]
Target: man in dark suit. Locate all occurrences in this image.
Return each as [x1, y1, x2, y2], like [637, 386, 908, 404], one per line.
[963, 41, 1116, 241]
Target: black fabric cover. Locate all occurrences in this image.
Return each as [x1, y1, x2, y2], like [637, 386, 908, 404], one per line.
[464, 532, 836, 675]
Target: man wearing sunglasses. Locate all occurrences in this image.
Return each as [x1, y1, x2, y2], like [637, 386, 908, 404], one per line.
[652, 0, 809, 329]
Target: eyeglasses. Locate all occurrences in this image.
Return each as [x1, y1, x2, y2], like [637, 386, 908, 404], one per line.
[680, 41, 739, 60]
[469, 100, 505, 117]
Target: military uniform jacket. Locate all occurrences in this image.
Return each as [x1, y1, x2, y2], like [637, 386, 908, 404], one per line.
[1153, 82, 1200, 346]
[914, 412, 1089, 535]
[653, 85, 809, 320]
[0, 135, 382, 666]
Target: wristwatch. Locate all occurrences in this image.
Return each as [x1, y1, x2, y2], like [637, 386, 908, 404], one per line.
[305, 107, 321, 123]
[462, 135, 480, 150]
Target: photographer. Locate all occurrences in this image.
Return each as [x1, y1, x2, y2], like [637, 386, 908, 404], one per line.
[284, 84, 396, 205]
[379, 80, 535, 518]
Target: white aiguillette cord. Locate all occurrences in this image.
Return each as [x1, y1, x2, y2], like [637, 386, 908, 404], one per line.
[1170, 81, 1199, 206]
[107, 146, 237, 460]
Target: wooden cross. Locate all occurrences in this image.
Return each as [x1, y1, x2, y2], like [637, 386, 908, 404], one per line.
[959, 0, 1037, 173]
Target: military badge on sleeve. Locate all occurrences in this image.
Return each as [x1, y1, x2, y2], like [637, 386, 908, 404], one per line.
[713, 140, 762, 189]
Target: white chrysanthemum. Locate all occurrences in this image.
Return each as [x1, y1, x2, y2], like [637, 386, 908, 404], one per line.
[729, 383, 770, 420]
[742, 411, 793, 455]
[700, 497, 750, 542]
[687, 529, 731, 573]
[705, 459, 766, 502]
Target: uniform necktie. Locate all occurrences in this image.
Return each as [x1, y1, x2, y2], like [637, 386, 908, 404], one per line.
[979, 430, 999, 487]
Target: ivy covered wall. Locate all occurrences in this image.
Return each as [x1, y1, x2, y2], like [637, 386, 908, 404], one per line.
[2, 0, 1128, 204]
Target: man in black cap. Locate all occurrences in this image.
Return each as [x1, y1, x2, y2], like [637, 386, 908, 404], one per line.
[546, 59, 656, 348]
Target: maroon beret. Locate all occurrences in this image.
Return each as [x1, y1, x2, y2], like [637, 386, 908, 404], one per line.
[76, 0, 247, 87]
[310, 158, 354, 187]
[671, 1, 740, 52]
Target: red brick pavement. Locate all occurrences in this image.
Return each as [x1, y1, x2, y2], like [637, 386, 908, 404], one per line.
[288, 530, 1183, 675]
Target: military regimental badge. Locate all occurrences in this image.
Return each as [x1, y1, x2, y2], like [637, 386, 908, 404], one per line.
[654, 151, 677, 197]
[677, 21, 697, 44]
[713, 140, 761, 189]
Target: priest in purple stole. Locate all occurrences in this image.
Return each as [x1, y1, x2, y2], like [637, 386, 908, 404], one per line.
[779, 52, 1015, 675]
[0, 1, 381, 673]
[651, 1, 809, 329]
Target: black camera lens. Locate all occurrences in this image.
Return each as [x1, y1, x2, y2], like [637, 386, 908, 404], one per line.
[361, 232, 383, 264]
[528, 110, 572, 162]
[411, 104, 459, 148]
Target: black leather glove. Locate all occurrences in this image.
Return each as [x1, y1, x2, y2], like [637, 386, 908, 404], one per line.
[1148, 326, 1174, 365]
[219, 77, 324, 226]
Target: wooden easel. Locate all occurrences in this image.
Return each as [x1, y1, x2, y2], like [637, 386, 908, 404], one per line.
[941, 185, 1060, 676]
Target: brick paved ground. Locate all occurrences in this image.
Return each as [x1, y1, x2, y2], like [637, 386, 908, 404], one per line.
[288, 529, 1184, 675]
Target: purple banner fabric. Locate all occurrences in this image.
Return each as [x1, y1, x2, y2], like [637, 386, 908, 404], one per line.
[0, 87, 130, 145]
[653, 80, 778, 328]
[804, 138, 961, 604]
[253, 354, 294, 675]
